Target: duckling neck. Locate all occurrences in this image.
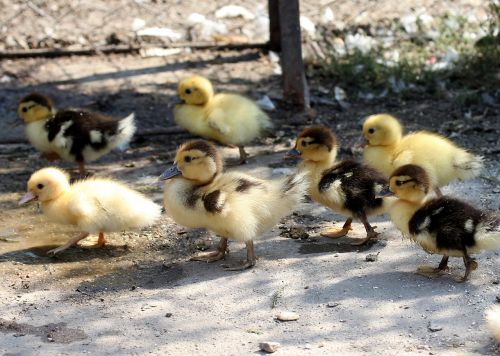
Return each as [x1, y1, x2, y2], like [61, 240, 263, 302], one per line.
[40, 190, 71, 223]
[388, 198, 422, 236]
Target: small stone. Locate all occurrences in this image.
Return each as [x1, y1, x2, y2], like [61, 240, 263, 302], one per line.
[428, 322, 443, 332]
[165, 313, 173, 318]
[326, 302, 340, 308]
[365, 252, 379, 262]
[259, 341, 280, 353]
[276, 311, 299, 321]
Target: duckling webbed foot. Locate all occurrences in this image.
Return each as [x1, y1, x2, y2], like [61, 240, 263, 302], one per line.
[222, 241, 256, 271]
[458, 254, 478, 283]
[237, 146, 248, 165]
[41, 152, 60, 162]
[47, 232, 89, 255]
[416, 256, 449, 278]
[320, 218, 353, 238]
[351, 213, 379, 245]
[191, 237, 228, 263]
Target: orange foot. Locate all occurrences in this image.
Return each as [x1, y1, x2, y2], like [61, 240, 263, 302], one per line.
[320, 225, 352, 238]
[41, 152, 60, 161]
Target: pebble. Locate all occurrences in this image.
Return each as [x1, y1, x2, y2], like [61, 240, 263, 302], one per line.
[365, 252, 379, 262]
[326, 302, 340, 308]
[276, 311, 299, 321]
[259, 341, 280, 353]
[428, 322, 443, 332]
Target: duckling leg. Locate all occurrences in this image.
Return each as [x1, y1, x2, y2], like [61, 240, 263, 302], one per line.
[320, 218, 353, 238]
[96, 232, 106, 247]
[434, 187, 443, 197]
[417, 255, 449, 277]
[47, 232, 89, 255]
[223, 240, 256, 271]
[351, 213, 379, 246]
[459, 253, 478, 282]
[41, 152, 60, 161]
[78, 162, 86, 177]
[191, 237, 228, 263]
[237, 146, 248, 165]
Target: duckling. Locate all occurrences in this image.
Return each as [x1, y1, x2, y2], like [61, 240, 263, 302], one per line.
[486, 305, 500, 342]
[160, 139, 307, 270]
[19, 167, 161, 255]
[18, 93, 136, 176]
[362, 113, 483, 196]
[173, 75, 272, 164]
[383, 164, 500, 281]
[287, 126, 392, 245]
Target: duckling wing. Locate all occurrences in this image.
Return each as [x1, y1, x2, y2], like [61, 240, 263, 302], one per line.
[319, 160, 387, 214]
[207, 108, 231, 135]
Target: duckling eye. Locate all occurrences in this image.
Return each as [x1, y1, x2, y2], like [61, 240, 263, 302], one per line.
[395, 180, 402, 186]
[185, 89, 192, 95]
[368, 128, 375, 134]
[22, 107, 28, 113]
[37, 183, 44, 189]
[301, 141, 308, 147]
[184, 156, 192, 163]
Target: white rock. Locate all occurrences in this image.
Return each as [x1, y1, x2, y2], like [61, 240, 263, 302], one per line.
[276, 311, 299, 321]
[187, 13, 206, 25]
[334, 86, 347, 101]
[132, 18, 146, 31]
[256, 96, 276, 111]
[321, 8, 335, 24]
[259, 342, 281, 353]
[272, 168, 293, 176]
[300, 16, 316, 37]
[345, 33, 374, 54]
[137, 27, 182, 41]
[215, 5, 255, 20]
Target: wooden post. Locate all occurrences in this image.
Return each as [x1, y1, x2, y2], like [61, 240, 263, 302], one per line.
[268, 0, 281, 52]
[277, 0, 310, 109]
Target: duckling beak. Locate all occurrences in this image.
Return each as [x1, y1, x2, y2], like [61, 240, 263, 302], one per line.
[376, 186, 395, 198]
[285, 148, 301, 159]
[19, 191, 38, 205]
[159, 165, 182, 180]
[355, 135, 368, 149]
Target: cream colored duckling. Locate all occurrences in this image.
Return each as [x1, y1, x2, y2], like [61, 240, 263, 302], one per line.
[19, 167, 161, 255]
[486, 306, 500, 342]
[383, 164, 500, 281]
[161, 140, 307, 270]
[362, 113, 483, 196]
[173, 75, 272, 164]
[287, 126, 393, 245]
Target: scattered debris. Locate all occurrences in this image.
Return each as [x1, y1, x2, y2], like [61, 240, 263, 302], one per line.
[279, 226, 309, 240]
[271, 285, 285, 309]
[256, 95, 276, 111]
[136, 27, 183, 41]
[326, 302, 340, 308]
[259, 341, 281, 353]
[276, 311, 299, 321]
[365, 252, 380, 262]
[428, 322, 443, 332]
[139, 48, 183, 58]
[300, 16, 316, 38]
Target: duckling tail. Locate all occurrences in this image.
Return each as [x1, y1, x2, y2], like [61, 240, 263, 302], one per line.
[114, 113, 137, 151]
[474, 214, 500, 251]
[453, 151, 483, 180]
[486, 305, 500, 341]
[280, 171, 309, 200]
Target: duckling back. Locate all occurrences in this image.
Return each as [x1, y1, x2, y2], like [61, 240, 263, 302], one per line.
[68, 179, 161, 233]
[175, 93, 272, 146]
[394, 132, 483, 187]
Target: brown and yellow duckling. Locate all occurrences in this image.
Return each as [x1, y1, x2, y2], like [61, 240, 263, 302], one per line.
[382, 164, 500, 281]
[362, 113, 483, 196]
[173, 75, 272, 164]
[18, 93, 136, 176]
[287, 126, 393, 245]
[161, 139, 307, 270]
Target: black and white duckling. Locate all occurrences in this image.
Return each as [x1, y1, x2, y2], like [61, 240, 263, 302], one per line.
[173, 75, 272, 164]
[160, 139, 307, 270]
[287, 126, 393, 245]
[19, 167, 161, 255]
[362, 113, 483, 196]
[18, 93, 136, 176]
[383, 164, 500, 281]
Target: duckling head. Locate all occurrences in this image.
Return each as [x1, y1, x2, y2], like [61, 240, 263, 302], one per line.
[287, 126, 338, 163]
[389, 164, 431, 203]
[160, 140, 223, 185]
[178, 75, 214, 105]
[19, 167, 70, 205]
[17, 93, 55, 123]
[362, 114, 403, 146]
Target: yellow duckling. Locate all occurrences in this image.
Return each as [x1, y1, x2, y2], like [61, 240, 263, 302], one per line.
[362, 114, 483, 196]
[18, 93, 136, 176]
[383, 164, 500, 281]
[173, 75, 272, 164]
[287, 126, 393, 245]
[160, 140, 307, 270]
[486, 306, 500, 342]
[19, 167, 161, 255]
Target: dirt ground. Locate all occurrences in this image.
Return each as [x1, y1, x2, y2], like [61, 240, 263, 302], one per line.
[1, 0, 499, 355]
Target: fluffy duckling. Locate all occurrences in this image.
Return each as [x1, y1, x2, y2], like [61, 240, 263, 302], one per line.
[161, 140, 307, 270]
[18, 93, 136, 176]
[19, 167, 161, 255]
[384, 164, 500, 281]
[486, 306, 500, 342]
[362, 114, 483, 196]
[173, 75, 272, 164]
[287, 126, 392, 245]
